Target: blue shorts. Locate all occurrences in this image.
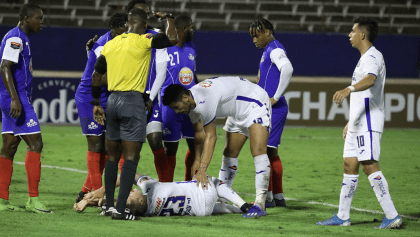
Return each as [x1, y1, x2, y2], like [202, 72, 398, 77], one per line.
[1, 103, 41, 136]
[268, 97, 288, 148]
[75, 89, 107, 136]
[148, 98, 162, 123]
[161, 104, 194, 142]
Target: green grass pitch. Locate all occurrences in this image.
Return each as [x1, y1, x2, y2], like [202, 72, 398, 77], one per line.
[0, 125, 419, 236]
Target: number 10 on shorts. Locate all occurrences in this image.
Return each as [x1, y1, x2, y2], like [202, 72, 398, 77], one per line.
[356, 135, 365, 148]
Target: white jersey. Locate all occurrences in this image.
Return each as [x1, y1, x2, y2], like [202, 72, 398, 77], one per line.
[138, 177, 207, 216]
[189, 76, 270, 126]
[348, 46, 386, 133]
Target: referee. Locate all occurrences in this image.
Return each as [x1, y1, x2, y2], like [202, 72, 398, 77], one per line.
[91, 8, 178, 220]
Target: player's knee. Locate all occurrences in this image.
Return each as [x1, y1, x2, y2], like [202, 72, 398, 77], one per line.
[222, 146, 240, 158]
[360, 160, 379, 176]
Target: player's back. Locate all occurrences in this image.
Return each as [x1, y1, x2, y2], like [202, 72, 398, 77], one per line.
[0, 27, 32, 108]
[143, 180, 206, 216]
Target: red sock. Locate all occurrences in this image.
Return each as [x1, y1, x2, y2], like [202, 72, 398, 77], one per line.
[268, 164, 273, 192]
[165, 154, 176, 182]
[25, 151, 41, 197]
[184, 149, 195, 181]
[119, 154, 125, 174]
[87, 151, 102, 191]
[153, 147, 167, 182]
[81, 175, 92, 193]
[269, 156, 283, 194]
[0, 156, 13, 200]
[100, 153, 108, 175]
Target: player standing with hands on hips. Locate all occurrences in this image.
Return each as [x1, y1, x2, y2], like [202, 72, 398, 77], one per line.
[317, 17, 402, 229]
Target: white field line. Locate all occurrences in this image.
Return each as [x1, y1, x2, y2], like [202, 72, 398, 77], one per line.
[13, 161, 418, 220]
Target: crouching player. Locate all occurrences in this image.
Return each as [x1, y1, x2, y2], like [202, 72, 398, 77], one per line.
[74, 173, 252, 219]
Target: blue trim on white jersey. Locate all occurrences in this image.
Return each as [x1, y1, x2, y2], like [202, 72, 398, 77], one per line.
[204, 116, 216, 127]
[236, 96, 263, 107]
[368, 73, 377, 77]
[369, 131, 374, 160]
[364, 98, 372, 131]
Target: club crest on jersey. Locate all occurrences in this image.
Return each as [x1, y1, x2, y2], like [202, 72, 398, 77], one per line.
[198, 81, 212, 88]
[188, 53, 195, 61]
[179, 67, 193, 85]
[88, 122, 98, 130]
[26, 119, 38, 128]
[153, 197, 163, 215]
[10, 42, 21, 49]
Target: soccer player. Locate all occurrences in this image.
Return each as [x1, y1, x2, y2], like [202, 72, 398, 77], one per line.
[316, 17, 402, 229]
[163, 77, 272, 217]
[0, 3, 51, 213]
[246, 18, 293, 207]
[153, 15, 197, 182]
[74, 13, 128, 203]
[74, 173, 252, 218]
[91, 8, 178, 220]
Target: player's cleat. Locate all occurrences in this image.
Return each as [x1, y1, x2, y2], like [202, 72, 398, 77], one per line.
[242, 205, 267, 218]
[274, 198, 286, 207]
[316, 213, 350, 226]
[111, 211, 141, 220]
[0, 199, 19, 211]
[265, 199, 276, 208]
[25, 197, 52, 214]
[100, 206, 116, 216]
[374, 216, 402, 229]
[75, 191, 87, 203]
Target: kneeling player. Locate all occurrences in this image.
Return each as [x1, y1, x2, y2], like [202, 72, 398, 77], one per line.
[74, 173, 252, 219]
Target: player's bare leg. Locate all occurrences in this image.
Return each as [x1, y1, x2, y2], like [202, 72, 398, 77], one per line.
[249, 123, 270, 211]
[0, 134, 21, 211]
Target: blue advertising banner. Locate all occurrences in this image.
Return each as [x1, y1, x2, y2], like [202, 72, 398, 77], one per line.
[31, 77, 80, 124]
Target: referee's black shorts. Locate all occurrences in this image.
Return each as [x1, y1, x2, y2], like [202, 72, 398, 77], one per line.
[106, 91, 146, 142]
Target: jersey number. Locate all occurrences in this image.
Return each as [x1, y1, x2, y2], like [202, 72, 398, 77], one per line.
[356, 135, 365, 148]
[159, 195, 186, 216]
[169, 51, 179, 66]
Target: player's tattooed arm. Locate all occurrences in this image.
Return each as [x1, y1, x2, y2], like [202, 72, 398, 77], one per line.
[0, 59, 21, 118]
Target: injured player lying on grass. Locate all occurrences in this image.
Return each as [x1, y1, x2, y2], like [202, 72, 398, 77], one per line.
[74, 173, 265, 219]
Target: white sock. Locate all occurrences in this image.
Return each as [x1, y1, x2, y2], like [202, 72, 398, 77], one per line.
[266, 191, 273, 202]
[274, 193, 284, 200]
[368, 171, 399, 219]
[212, 177, 245, 208]
[254, 154, 270, 210]
[337, 174, 359, 220]
[218, 156, 238, 188]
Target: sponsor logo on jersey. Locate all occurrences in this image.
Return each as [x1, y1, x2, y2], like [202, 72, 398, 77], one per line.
[198, 81, 212, 88]
[199, 101, 205, 104]
[10, 42, 21, 49]
[27, 119, 38, 128]
[179, 67, 193, 85]
[88, 122, 98, 130]
[359, 149, 365, 154]
[188, 53, 194, 61]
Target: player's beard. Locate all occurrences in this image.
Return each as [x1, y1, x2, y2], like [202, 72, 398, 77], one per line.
[185, 31, 193, 42]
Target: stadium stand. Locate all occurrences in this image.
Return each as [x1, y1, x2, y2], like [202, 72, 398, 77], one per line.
[0, 0, 419, 34]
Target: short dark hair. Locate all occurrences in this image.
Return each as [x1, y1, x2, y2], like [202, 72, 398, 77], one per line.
[109, 13, 127, 29]
[19, 3, 41, 21]
[162, 84, 190, 106]
[128, 8, 148, 22]
[353, 17, 378, 43]
[249, 18, 274, 36]
[174, 15, 192, 28]
[126, 0, 148, 13]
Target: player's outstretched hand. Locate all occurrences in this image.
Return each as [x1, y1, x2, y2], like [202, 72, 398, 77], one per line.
[332, 88, 351, 105]
[195, 169, 210, 190]
[9, 99, 22, 118]
[85, 186, 105, 203]
[93, 105, 106, 125]
[151, 11, 170, 19]
[86, 35, 98, 51]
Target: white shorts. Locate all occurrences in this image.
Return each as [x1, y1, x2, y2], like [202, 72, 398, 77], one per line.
[223, 93, 271, 137]
[343, 131, 382, 161]
[202, 177, 218, 216]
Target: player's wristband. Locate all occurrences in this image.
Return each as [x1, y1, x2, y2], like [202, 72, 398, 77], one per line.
[347, 86, 355, 92]
[90, 100, 100, 106]
[92, 86, 101, 99]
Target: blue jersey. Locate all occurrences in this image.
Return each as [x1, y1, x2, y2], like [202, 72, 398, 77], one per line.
[258, 39, 288, 110]
[0, 27, 33, 108]
[160, 41, 196, 97]
[143, 29, 159, 94]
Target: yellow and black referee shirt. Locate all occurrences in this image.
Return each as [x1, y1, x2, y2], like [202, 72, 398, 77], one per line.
[100, 33, 154, 93]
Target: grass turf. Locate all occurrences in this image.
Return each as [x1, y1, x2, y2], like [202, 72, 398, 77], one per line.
[0, 125, 419, 236]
